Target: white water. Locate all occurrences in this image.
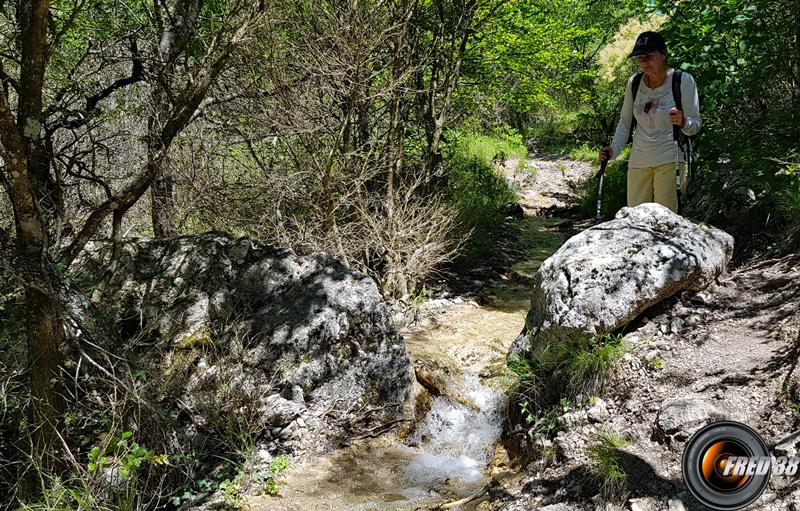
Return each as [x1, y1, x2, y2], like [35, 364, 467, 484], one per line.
[404, 374, 506, 488]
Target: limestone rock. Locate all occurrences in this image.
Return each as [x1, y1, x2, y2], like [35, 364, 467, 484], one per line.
[264, 394, 305, 425]
[657, 396, 727, 438]
[587, 398, 609, 423]
[510, 203, 733, 355]
[75, 233, 413, 454]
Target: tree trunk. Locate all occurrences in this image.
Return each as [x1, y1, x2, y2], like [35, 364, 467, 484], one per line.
[25, 287, 67, 469]
[149, 82, 178, 237]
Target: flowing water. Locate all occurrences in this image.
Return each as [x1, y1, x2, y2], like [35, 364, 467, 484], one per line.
[252, 157, 590, 511]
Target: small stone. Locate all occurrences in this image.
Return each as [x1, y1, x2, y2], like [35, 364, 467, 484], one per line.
[644, 349, 660, 362]
[539, 504, 575, 511]
[587, 398, 609, 423]
[295, 417, 306, 428]
[668, 499, 687, 511]
[257, 448, 273, 463]
[670, 317, 685, 334]
[623, 352, 642, 369]
[561, 411, 586, 427]
[653, 314, 669, 324]
[625, 400, 642, 413]
[628, 498, 657, 511]
[265, 394, 306, 426]
[639, 322, 659, 336]
[685, 314, 701, 326]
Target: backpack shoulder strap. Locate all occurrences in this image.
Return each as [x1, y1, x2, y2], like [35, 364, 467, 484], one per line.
[628, 72, 643, 143]
[672, 68, 683, 111]
[631, 72, 644, 101]
[672, 69, 685, 142]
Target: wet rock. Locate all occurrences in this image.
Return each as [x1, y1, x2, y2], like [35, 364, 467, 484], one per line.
[657, 396, 727, 439]
[510, 203, 733, 355]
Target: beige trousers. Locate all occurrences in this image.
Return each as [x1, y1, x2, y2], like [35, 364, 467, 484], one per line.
[627, 162, 687, 213]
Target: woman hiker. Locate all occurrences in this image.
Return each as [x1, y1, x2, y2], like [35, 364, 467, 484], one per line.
[599, 31, 702, 214]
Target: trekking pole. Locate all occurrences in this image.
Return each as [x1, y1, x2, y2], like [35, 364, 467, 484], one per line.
[595, 148, 609, 222]
[674, 139, 682, 214]
[673, 124, 684, 214]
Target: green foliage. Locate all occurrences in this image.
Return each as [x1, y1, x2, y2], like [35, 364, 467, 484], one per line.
[85, 430, 168, 511]
[87, 431, 169, 479]
[509, 332, 626, 409]
[445, 133, 518, 251]
[654, 0, 800, 254]
[573, 159, 629, 220]
[648, 358, 663, 370]
[568, 142, 600, 163]
[587, 430, 630, 499]
[18, 476, 114, 511]
[264, 455, 290, 496]
[519, 397, 571, 439]
[453, 127, 528, 169]
[462, 0, 644, 149]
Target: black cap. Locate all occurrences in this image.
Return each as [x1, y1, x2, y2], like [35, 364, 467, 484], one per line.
[628, 31, 667, 57]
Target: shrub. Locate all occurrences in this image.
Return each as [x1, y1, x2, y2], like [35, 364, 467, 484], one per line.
[587, 430, 631, 500]
[446, 153, 517, 250]
[508, 332, 626, 429]
[572, 158, 628, 220]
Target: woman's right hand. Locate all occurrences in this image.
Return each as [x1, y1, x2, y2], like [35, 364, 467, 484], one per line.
[598, 146, 613, 162]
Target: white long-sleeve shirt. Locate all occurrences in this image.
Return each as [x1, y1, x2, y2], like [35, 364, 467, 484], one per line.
[610, 69, 702, 168]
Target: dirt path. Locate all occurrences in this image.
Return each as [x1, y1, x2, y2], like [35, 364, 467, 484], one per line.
[504, 156, 593, 215]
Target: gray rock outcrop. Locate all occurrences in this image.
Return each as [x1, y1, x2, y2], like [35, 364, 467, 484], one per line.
[656, 396, 727, 440]
[77, 233, 413, 452]
[511, 203, 733, 355]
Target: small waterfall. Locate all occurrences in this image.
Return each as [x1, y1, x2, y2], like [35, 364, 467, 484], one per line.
[404, 374, 506, 487]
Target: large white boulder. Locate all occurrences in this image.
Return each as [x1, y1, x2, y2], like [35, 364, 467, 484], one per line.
[511, 203, 733, 354]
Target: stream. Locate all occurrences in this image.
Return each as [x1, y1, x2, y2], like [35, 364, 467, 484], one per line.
[251, 157, 592, 511]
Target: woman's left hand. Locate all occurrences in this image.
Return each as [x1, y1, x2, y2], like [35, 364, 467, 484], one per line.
[668, 107, 685, 127]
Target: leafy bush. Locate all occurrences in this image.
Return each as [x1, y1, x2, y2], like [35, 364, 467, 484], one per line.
[453, 127, 528, 169]
[445, 130, 519, 253]
[572, 159, 629, 220]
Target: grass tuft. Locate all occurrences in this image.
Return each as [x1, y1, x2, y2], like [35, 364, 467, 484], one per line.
[587, 430, 630, 500]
